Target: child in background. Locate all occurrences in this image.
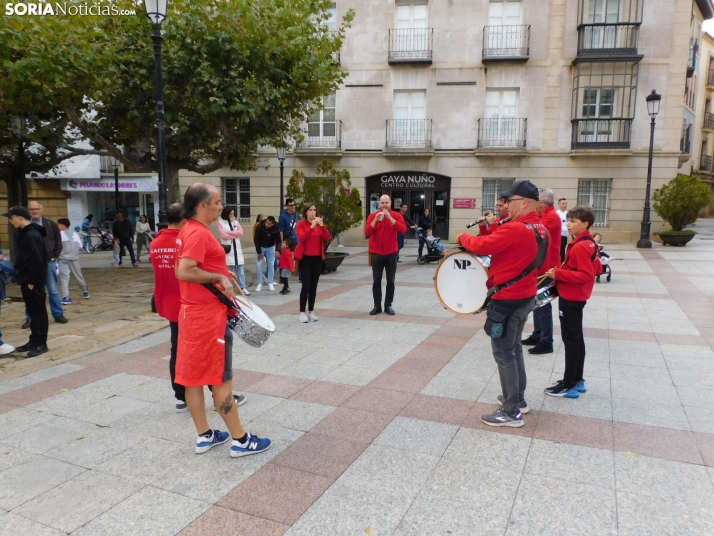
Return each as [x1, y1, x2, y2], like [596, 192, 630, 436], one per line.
[57, 218, 90, 303]
[111, 236, 121, 267]
[425, 228, 445, 252]
[543, 206, 597, 399]
[278, 238, 294, 295]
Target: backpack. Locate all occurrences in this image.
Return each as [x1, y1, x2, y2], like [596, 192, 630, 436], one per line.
[575, 236, 603, 276]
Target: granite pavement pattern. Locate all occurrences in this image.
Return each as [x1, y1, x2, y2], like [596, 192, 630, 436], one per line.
[2, 228, 714, 535]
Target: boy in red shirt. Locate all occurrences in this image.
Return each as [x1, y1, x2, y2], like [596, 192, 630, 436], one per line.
[278, 238, 294, 295]
[543, 205, 597, 398]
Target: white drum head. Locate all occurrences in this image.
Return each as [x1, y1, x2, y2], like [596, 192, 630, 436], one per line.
[233, 296, 275, 332]
[434, 252, 490, 314]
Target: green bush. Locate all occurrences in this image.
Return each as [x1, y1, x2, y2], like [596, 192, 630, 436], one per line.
[652, 174, 711, 232]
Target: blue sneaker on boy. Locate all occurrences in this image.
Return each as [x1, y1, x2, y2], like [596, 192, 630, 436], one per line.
[230, 433, 271, 458]
[575, 379, 587, 393]
[195, 429, 230, 454]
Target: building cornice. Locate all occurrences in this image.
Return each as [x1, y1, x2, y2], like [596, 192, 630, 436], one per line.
[696, 0, 714, 20]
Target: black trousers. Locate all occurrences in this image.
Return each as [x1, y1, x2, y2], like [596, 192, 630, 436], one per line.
[119, 240, 136, 263]
[169, 321, 185, 401]
[21, 283, 48, 347]
[559, 297, 586, 386]
[560, 236, 568, 263]
[299, 255, 322, 312]
[372, 252, 398, 307]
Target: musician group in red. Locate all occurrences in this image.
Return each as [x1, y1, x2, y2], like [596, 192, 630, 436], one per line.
[150, 179, 598, 459]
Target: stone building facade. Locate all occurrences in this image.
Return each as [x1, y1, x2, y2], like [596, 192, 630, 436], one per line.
[180, 0, 711, 244]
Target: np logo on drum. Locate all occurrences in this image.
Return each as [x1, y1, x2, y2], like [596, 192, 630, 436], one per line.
[453, 259, 472, 270]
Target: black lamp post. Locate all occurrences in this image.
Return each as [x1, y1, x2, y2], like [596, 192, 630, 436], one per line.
[277, 145, 287, 212]
[110, 156, 121, 218]
[144, 0, 169, 229]
[637, 89, 662, 249]
[11, 116, 28, 207]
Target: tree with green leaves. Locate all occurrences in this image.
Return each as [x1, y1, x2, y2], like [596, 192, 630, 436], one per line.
[286, 159, 362, 251]
[653, 174, 712, 232]
[0, 0, 353, 203]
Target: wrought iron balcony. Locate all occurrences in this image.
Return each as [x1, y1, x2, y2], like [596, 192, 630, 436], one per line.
[386, 119, 432, 149]
[704, 112, 714, 131]
[571, 119, 632, 149]
[298, 120, 341, 150]
[482, 25, 530, 62]
[681, 135, 691, 154]
[388, 28, 433, 64]
[688, 38, 698, 78]
[477, 118, 527, 148]
[701, 154, 712, 172]
[576, 23, 640, 56]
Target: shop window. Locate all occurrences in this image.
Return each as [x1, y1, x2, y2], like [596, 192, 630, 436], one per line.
[481, 178, 514, 213]
[577, 179, 611, 226]
[222, 178, 250, 221]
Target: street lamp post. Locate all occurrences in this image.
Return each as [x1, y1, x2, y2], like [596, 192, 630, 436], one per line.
[277, 145, 287, 212]
[143, 0, 169, 229]
[637, 89, 662, 249]
[110, 156, 121, 218]
[11, 116, 28, 207]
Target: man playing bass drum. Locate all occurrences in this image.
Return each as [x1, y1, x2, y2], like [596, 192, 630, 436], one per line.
[457, 180, 548, 428]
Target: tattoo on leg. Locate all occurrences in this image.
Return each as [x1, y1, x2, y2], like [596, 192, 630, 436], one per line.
[219, 393, 233, 415]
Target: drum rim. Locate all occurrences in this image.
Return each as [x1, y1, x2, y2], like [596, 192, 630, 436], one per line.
[433, 250, 490, 316]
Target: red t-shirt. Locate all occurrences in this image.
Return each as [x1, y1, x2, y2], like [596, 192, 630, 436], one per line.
[294, 220, 331, 259]
[149, 228, 181, 322]
[539, 205, 562, 275]
[177, 219, 231, 306]
[555, 230, 596, 301]
[364, 209, 407, 255]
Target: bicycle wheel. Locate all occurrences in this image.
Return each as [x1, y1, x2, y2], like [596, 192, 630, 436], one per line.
[86, 244, 95, 254]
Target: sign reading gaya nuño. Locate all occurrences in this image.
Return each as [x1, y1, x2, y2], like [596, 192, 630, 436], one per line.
[365, 171, 451, 190]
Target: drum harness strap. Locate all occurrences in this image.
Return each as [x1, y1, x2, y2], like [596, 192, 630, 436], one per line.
[478, 223, 548, 312]
[203, 283, 240, 316]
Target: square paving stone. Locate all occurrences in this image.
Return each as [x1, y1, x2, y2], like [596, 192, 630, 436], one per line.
[178, 506, 288, 536]
[0, 443, 39, 472]
[442, 427, 532, 471]
[271, 432, 368, 478]
[254, 399, 336, 433]
[290, 380, 361, 407]
[0, 513, 66, 536]
[342, 387, 415, 416]
[373, 416, 458, 456]
[72, 485, 210, 536]
[13, 470, 143, 533]
[310, 407, 393, 443]
[1, 415, 101, 454]
[44, 426, 146, 468]
[0, 408, 56, 440]
[0, 457, 86, 511]
[617, 491, 714, 536]
[524, 439, 615, 489]
[63, 395, 156, 427]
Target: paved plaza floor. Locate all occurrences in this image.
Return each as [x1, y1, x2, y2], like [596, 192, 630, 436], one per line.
[2, 226, 714, 535]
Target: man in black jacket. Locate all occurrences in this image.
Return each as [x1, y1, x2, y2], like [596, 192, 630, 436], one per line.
[112, 213, 137, 267]
[253, 216, 279, 291]
[5, 206, 49, 357]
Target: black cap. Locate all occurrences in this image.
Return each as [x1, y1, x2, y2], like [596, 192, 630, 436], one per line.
[1, 206, 31, 219]
[500, 180, 539, 201]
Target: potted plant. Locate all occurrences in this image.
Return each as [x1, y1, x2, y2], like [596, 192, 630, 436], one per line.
[286, 159, 363, 272]
[652, 174, 711, 246]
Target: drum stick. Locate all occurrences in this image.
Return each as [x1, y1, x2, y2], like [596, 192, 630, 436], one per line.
[536, 274, 550, 285]
[233, 284, 254, 310]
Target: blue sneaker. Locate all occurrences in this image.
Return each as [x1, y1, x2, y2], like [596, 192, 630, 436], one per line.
[575, 379, 587, 393]
[563, 388, 580, 399]
[195, 429, 230, 454]
[230, 433, 271, 458]
[62, 297, 72, 305]
[83, 292, 90, 299]
[545, 382, 579, 398]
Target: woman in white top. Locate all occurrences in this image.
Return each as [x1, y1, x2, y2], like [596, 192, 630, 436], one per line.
[135, 215, 153, 262]
[218, 207, 250, 296]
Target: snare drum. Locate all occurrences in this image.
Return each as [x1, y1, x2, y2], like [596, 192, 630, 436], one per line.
[434, 251, 490, 315]
[227, 296, 275, 348]
[533, 281, 558, 311]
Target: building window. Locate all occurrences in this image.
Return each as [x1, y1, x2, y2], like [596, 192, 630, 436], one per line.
[389, 3, 432, 63]
[479, 89, 526, 147]
[577, 179, 611, 226]
[571, 61, 638, 148]
[325, 3, 336, 32]
[482, 178, 515, 213]
[222, 178, 250, 221]
[387, 90, 431, 148]
[306, 92, 337, 147]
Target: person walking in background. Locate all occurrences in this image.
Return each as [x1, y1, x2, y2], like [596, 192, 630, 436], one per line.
[218, 207, 250, 296]
[57, 218, 89, 304]
[417, 208, 433, 259]
[294, 203, 330, 322]
[278, 237, 294, 295]
[5, 206, 49, 357]
[112, 214, 138, 267]
[81, 214, 93, 250]
[252, 214, 268, 286]
[556, 198, 569, 262]
[278, 198, 299, 246]
[22, 201, 67, 326]
[135, 215, 153, 262]
[365, 195, 406, 316]
[253, 215, 279, 291]
[397, 203, 417, 262]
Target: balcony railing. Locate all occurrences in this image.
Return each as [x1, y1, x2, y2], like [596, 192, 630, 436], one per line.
[705, 112, 714, 131]
[681, 136, 691, 154]
[298, 120, 341, 150]
[709, 69, 714, 86]
[701, 154, 712, 171]
[386, 119, 432, 149]
[388, 28, 433, 64]
[576, 23, 640, 55]
[482, 25, 530, 61]
[688, 38, 698, 78]
[477, 118, 527, 148]
[571, 119, 632, 149]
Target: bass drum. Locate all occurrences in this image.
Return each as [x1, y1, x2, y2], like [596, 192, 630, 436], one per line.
[434, 251, 490, 315]
[228, 296, 276, 348]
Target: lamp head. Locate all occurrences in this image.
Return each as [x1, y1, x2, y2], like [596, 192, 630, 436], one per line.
[646, 89, 661, 119]
[276, 146, 287, 161]
[11, 116, 26, 137]
[144, 0, 167, 25]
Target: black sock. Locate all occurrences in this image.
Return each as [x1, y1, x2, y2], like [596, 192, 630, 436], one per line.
[199, 429, 212, 437]
[234, 433, 248, 444]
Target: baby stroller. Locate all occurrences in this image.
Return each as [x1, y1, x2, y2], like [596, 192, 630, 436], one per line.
[416, 227, 446, 265]
[89, 226, 114, 251]
[596, 244, 612, 283]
